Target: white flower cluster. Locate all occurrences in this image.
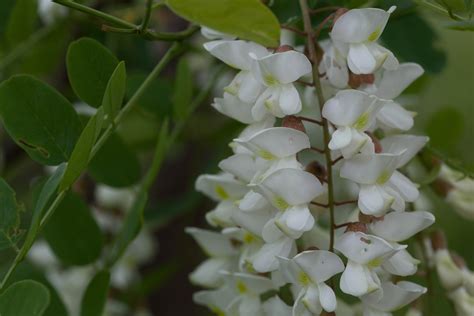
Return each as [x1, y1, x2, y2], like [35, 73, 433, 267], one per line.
[189, 7, 441, 316]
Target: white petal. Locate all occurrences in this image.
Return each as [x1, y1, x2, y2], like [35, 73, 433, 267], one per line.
[376, 63, 424, 99]
[239, 190, 270, 212]
[284, 205, 314, 231]
[340, 261, 372, 296]
[233, 272, 276, 294]
[203, 40, 268, 70]
[193, 287, 235, 312]
[348, 43, 377, 74]
[251, 50, 312, 85]
[190, 258, 231, 287]
[218, 153, 258, 183]
[258, 168, 324, 208]
[237, 71, 265, 103]
[195, 173, 247, 201]
[318, 282, 337, 312]
[212, 93, 255, 124]
[340, 130, 374, 158]
[253, 238, 296, 272]
[382, 249, 419, 276]
[279, 84, 302, 115]
[369, 211, 435, 242]
[200, 27, 236, 40]
[331, 8, 392, 43]
[262, 219, 285, 243]
[377, 102, 414, 131]
[358, 184, 393, 216]
[294, 250, 345, 283]
[232, 208, 273, 238]
[302, 285, 323, 314]
[362, 281, 426, 312]
[263, 297, 293, 316]
[293, 289, 317, 316]
[335, 231, 403, 264]
[329, 127, 353, 150]
[238, 296, 261, 316]
[185, 227, 237, 257]
[235, 127, 310, 160]
[380, 135, 429, 168]
[340, 153, 400, 185]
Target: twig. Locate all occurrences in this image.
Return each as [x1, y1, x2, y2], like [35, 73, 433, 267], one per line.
[335, 199, 358, 206]
[311, 201, 328, 208]
[281, 25, 307, 36]
[332, 156, 343, 165]
[296, 116, 323, 126]
[310, 146, 325, 154]
[309, 6, 341, 14]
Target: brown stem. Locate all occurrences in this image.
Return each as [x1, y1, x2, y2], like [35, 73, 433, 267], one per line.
[297, 79, 315, 87]
[313, 13, 335, 40]
[299, 0, 336, 253]
[281, 25, 307, 36]
[309, 6, 341, 14]
[296, 116, 323, 126]
[332, 156, 343, 165]
[335, 199, 358, 206]
[333, 222, 352, 229]
[311, 201, 329, 208]
[310, 146, 325, 154]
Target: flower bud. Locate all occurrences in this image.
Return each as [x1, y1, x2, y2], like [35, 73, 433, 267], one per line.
[434, 248, 464, 290]
[282, 115, 306, 133]
[448, 287, 474, 316]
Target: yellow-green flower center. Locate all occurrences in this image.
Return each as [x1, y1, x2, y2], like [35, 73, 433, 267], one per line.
[274, 196, 289, 210]
[215, 185, 229, 200]
[376, 170, 391, 185]
[353, 112, 370, 130]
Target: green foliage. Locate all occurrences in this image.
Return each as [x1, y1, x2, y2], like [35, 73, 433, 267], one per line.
[18, 164, 66, 262]
[89, 133, 141, 187]
[67, 38, 119, 108]
[80, 270, 110, 316]
[0, 178, 22, 251]
[0, 75, 82, 165]
[43, 192, 103, 266]
[382, 13, 447, 73]
[60, 111, 104, 191]
[126, 73, 173, 117]
[443, 0, 467, 11]
[173, 59, 193, 120]
[4, 0, 37, 49]
[0, 280, 50, 316]
[446, 19, 474, 30]
[107, 191, 148, 265]
[103, 61, 127, 124]
[166, 0, 281, 46]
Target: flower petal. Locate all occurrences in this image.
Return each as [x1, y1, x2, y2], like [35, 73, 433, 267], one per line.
[340, 153, 400, 185]
[318, 282, 337, 312]
[185, 227, 237, 257]
[219, 153, 259, 183]
[253, 237, 296, 272]
[369, 211, 435, 242]
[362, 281, 426, 312]
[382, 249, 419, 276]
[329, 127, 353, 150]
[212, 94, 255, 124]
[359, 184, 393, 216]
[348, 43, 377, 74]
[294, 250, 345, 283]
[195, 173, 247, 201]
[377, 102, 414, 131]
[376, 63, 424, 99]
[340, 261, 372, 296]
[279, 84, 302, 115]
[203, 40, 268, 70]
[190, 257, 232, 287]
[380, 135, 429, 168]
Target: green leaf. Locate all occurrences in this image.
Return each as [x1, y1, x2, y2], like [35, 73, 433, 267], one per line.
[0, 178, 21, 251]
[18, 164, 66, 262]
[0, 75, 82, 165]
[89, 133, 141, 188]
[382, 13, 446, 73]
[5, 0, 37, 49]
[173, 58, 193, 120]
[0, 280, 50, 316]
[59, 111, 104, 192]
[443, 0, 467, 11]
[446, 20, 474, 31]
[107, 191, 148, 265]
[80, 270, 110, 316]
[67, 37, 119, 108]
[166, 0, 281, 47]
[103, 61, 126, 124]
[43, 192, 103, 266]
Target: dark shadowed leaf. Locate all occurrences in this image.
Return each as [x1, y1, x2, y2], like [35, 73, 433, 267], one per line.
[43, 192, 103, 266]
[446, 20, 474, 31]
[0, 75, 82, 165]
[5, 0, 37, 49]
[0, 280, 50, 316]
[67, 37, 119, 108]
[173, 58, 193, 120]
[103, 61, 126, 124]
[0, 178, 21, 251]
[126, 73, 173, 117]
[80, 270, 110, 316]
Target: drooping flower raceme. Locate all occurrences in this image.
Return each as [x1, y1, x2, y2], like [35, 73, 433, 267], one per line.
[189, 5, 442, 316]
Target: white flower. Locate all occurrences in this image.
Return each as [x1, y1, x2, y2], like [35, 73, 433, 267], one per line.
[204, 40, 269, 103]
[434, 249, 465, 290]
[364, 63, 424, 131]
[230, 118, 276, 155]
[194, 286, 237, 315]
[369, 211, 435, 276]
[322, 89, 389, 158]
[38, 0, 67, 25]
[335, 231, 405, 297]
[439, 165, 474, 221]
[253, 168, 324, 238]
[223, 272, 276, 316]
[195, 173, 248, 227]
[278, 250, 345, 315]
[448, 286, 474, 316]
[212, 93, 256, 124]
[186, 228, 238, 288]
[330, 7, 399, 74]
[262, 296, 293, 316]
[252, 235, 296, 273]
[361, 281, 427, 316]
[201, 27, 237, 40]
[319, 41, 349, 89]
[250, 51, 312, 120]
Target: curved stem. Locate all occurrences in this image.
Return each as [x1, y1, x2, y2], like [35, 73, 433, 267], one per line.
[299, 0, 336, 253]
[140, 0, 154, 32]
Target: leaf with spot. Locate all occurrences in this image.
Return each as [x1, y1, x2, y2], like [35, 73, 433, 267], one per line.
[67, 38, 119, 108]
[0, 75, 82, 165]
[0, 178, 22, 251]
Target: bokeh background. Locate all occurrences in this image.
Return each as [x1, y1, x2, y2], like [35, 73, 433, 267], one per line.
[0, 0, 472, 315]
